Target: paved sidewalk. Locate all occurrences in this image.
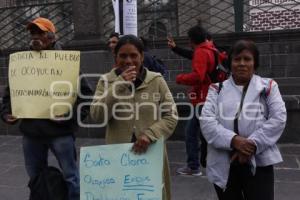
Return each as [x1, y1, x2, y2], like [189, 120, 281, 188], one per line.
[0, 135, 300, 200]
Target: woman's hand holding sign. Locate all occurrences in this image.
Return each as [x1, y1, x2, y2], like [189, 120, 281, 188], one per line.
[132, 134, 151, 154]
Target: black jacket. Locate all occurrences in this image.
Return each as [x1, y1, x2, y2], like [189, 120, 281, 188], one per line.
[143, 51, 166, 75]
[0, 43, 93, 138]
[171, 46, 193, 60]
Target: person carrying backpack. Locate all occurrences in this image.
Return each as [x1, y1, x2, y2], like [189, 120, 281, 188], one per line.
[168, 34, 229, 83]
[200, 40, 286, 200]
[175, 25, 217, 176]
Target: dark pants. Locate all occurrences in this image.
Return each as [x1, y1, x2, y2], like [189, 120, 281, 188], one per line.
[23, 135, 80, 200]
[214, 163, 274, 200]
[185, 106, 204, 170]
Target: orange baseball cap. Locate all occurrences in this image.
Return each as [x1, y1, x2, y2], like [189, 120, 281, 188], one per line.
[27, 17, 56, 33]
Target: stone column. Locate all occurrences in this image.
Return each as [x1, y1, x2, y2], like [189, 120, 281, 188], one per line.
[71, 0, 106, 50]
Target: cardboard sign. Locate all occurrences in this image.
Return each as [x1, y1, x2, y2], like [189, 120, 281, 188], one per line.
[9, 50, 80, 118]
[80, 139, 164, 200]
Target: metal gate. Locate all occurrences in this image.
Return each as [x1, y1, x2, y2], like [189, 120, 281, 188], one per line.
[101, 0, 300, 39]
[0, 0, 299, 50]
[0, 0, 73, 50]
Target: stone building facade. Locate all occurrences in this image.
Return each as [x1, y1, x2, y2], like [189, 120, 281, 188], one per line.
[101, 0, 236, 39]
[250, 0, 300, 31]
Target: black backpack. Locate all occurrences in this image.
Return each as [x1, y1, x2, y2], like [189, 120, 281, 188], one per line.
[143, 52, 167, 76]
[209, 49, 230, 83]
[28, 166, 68, 200]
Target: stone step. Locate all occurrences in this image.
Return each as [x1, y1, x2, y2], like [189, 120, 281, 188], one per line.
[278, 85, 300, 95]
[275, 77, 300, 85]
[271, 78, 300, 95]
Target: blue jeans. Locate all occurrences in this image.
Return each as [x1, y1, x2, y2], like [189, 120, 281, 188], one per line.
[185, 106, 203, 170]
[23, 135, 79, 200]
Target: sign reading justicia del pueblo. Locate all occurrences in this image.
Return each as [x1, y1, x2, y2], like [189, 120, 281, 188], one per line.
[9, 51, 80, 119]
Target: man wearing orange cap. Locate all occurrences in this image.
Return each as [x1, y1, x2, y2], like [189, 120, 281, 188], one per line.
[27, 17, 58, 51]
[0, 17, 92, 200]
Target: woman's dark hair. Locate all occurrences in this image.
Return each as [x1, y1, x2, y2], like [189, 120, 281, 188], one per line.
[228, 40, 260, 70]
[187, 25, 208, 45]
[114, 35, 144, 55]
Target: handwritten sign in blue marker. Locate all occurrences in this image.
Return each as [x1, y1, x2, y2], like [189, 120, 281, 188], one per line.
[80, 138, 164, 200]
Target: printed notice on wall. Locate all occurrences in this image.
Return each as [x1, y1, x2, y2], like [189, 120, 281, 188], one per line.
[123, 0, 137, 36]
[80, 138, 164, 200]
[8, 51, 80, 119]
[112, 0, 137, 36]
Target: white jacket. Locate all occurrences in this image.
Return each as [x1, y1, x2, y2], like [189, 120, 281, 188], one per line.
[200, 75, 287, 189]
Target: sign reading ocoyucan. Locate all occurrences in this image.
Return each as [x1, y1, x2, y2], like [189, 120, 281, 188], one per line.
[9, 50, 80, 119]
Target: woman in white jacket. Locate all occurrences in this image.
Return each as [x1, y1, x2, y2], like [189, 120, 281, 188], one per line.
[200, 40, 286, 200]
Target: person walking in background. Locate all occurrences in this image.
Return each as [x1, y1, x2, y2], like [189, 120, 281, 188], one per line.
[140, 36, 166, 75]
[0, 17, 93, 200]
[90, 35, 178, 200]
[200, 40, 286, 200]
[107, 32, 120, 56]
[167, 32, 212, 60]
[175, 25, 216, 176]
